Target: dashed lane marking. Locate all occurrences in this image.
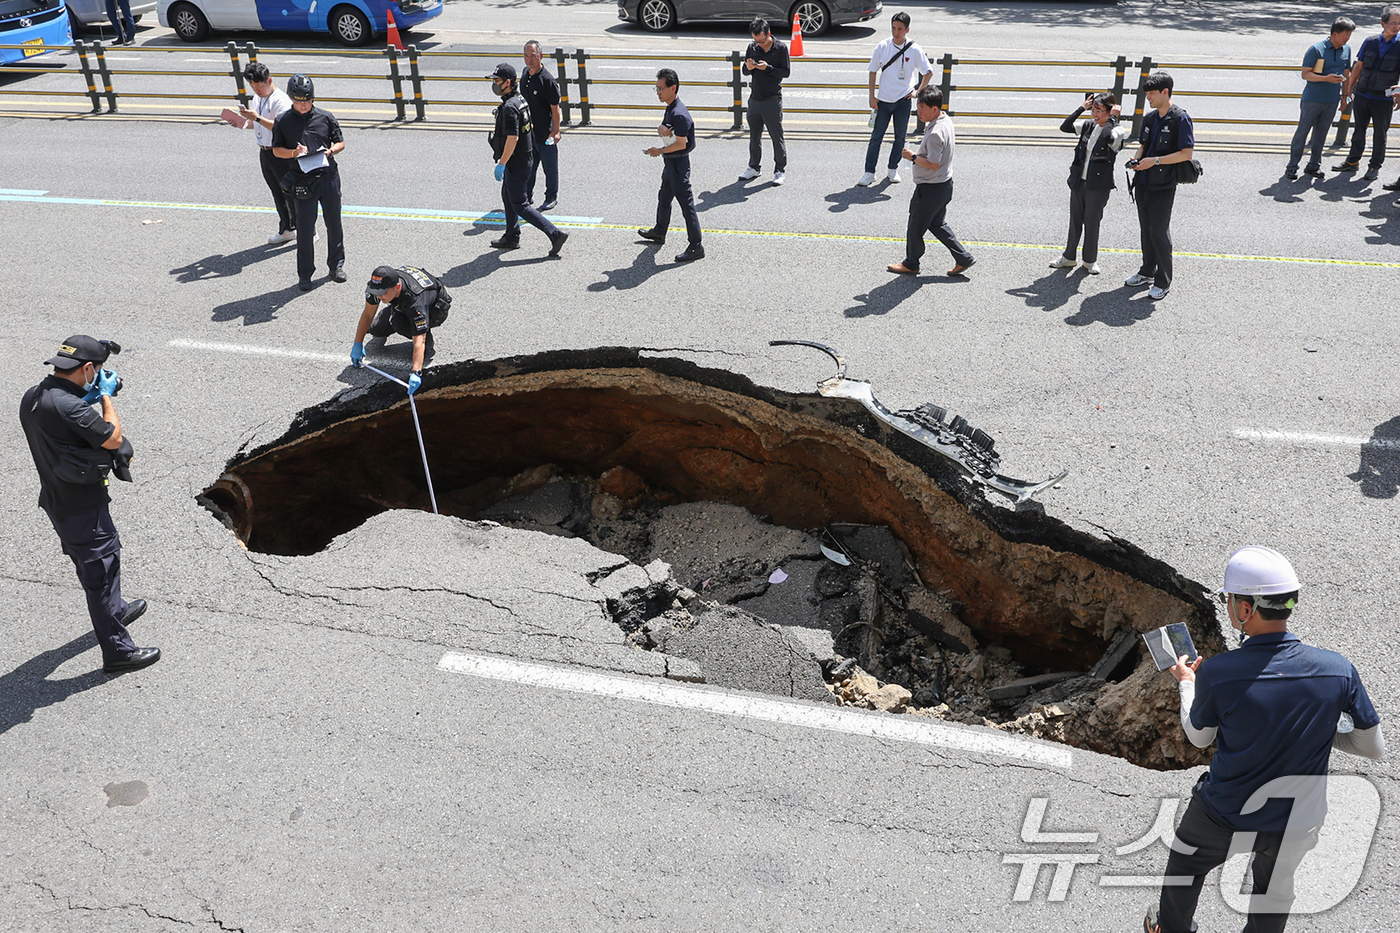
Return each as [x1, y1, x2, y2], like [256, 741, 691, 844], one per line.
[168, 338, 346, 362]
[3, 191, 1396, 268]
[437, 651, 1074, 768]
[1233, 429, 1400, 450]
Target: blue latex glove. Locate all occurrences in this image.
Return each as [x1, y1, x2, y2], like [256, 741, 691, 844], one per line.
[407, 372, 422, 396]
[351, 341, 364, 368]
[82, 386, 102, 404]
[98, 368, 120, 397]
[494, 163, 505, 181]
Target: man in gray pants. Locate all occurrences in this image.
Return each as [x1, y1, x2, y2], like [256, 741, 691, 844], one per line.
[739, 18, 791, 185]
[1285, 17, 1354, 180]
[885, 87, 975, 278]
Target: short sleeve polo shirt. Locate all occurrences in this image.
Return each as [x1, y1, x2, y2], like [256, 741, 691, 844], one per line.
[1190, 631, 1380, 832]
[662, 98, 696, 156]
[1301, 39, 1352, 104]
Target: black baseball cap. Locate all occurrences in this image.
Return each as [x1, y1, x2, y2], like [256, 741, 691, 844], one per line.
[366, 266, 401, 297]
[488, 63, 516, 81]
[45, 335, 109, 370]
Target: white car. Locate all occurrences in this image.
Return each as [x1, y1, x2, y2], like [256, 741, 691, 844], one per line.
[156, 0, 441, 47]
[66, 0, 157, 33]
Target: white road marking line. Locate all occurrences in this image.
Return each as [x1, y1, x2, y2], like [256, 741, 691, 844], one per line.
[168, 338, 344, 362]
[1233, 429, 1400, 450]
[438, 651, 1074, 768]
[0, 188, 48, 195]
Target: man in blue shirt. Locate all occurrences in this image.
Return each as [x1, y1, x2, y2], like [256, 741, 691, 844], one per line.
[638, 68, 704, 263]
[1144, 546, 1384, 933]
[1334, 6, 1400, 181]
[1286, 17, 1354, 180]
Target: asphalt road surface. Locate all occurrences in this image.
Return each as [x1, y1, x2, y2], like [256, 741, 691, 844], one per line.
[2, 2, 1397, 931]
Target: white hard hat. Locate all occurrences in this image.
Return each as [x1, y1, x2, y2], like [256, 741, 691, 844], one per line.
[1220, 546, 1300, 608]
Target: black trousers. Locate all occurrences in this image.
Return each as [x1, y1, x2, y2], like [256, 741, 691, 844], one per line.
[1066, 184, 1113, 263]
[49, 504, 136, 663]
[656, 155, 702, 246]
[904, 179, 973, 271]
[502, 157, 559, 239]
[368, 305, 432, 352]
[748, 95, 787, 171]
[526, 139, 558, 204]
[1134, 184, 1176, 289]
[293, 171, 345, 282]
[1157, 788, 1318, 933]
[1345, 94, 1394, 169]
[258, 147, 296, 234]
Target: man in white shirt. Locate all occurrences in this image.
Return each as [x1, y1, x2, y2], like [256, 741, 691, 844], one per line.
[858, 11, 932, 187]
[238, 62, 297, 245]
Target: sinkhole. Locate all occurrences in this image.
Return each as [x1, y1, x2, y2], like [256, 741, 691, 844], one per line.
[201, 347, 1222, 771]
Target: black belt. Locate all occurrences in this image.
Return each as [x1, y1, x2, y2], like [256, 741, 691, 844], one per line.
[260, 145, 273, 150]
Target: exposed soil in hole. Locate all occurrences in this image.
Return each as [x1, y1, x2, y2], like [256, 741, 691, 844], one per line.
[201, 348, 1222, 770]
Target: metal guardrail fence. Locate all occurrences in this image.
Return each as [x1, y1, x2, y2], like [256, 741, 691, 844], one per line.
[0, 41, 1356, 144]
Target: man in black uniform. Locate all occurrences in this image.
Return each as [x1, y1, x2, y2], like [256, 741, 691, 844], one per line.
[351, 265, 452, 396]
[271, 73, 347, 291]
[19, 335, 159, 674]
[639, 68, 704, 262]
[488, 63, 568, 257]
[521, 40, 562, 210]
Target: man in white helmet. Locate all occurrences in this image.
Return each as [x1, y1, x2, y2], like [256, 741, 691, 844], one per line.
[1144, 546, 1384, 933]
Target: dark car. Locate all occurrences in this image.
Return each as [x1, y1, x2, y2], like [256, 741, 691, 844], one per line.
[619, 0, 881, 36]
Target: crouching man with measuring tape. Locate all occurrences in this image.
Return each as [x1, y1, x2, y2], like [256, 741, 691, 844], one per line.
[351, 265, 452, 397]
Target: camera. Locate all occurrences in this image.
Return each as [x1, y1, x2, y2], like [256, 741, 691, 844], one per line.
[99, 339, 123, 396]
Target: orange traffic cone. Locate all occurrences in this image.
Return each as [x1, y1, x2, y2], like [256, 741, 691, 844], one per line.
[789, 11, 804, 57]
[386, 8, 404, 50]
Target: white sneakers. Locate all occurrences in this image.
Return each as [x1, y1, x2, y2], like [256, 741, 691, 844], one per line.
[1081, 261, 1100, 275]
[267, 230, 295, 245]
[1048, 256, 1077, 269]
[772, 171, 785, 185]
[1148, 285, 1169, 300]
[856, 172, 876, 187]
[1124, 273, 1153, 288]
[888, 167, 901, 183]
[738, 166, 760, 180]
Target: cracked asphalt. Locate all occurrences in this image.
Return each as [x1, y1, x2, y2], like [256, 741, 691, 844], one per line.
[1, 1, 1397, 930]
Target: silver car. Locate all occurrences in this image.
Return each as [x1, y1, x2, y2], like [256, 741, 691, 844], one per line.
[66, 0, 157, 32]
[619, 0, 881, 37]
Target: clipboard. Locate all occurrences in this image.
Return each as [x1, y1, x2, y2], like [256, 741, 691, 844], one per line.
[297, 151, 329, 173]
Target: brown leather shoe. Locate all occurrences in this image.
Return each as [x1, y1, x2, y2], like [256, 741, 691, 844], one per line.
[887, 262, 917, 274]
[947, 258, 977, 276]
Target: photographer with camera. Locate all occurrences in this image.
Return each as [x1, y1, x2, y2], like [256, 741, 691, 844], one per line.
[19, 336, 159, 674]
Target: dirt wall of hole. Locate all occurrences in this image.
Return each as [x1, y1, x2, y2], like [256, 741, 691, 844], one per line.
[203, 350, 1222, 768]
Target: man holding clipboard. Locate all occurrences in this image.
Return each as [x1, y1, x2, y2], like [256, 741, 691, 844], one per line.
[271, 74, 346, 292]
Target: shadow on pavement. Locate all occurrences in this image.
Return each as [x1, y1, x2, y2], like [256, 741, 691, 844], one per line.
[1346, 415, 1400, 499]
[1360, 192, 1400, 246]
[844, 273, 923, 318]
[1007, 269, 1085, 313]
[1259, 177, 1307, 204]
[209, 281, 309, 326]
[588, 244, 674, 291]
[171, 242, 294, 283]
[439, 249, 506, 289]
[1064, 289, 1155, 327]
[697, 178, 762, 212]
[0, 632, 107, 737]
[825, 183, 894, 213]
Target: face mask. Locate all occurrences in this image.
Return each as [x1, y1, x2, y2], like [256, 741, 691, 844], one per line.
[491, 83, 505, 97]
[82, 366, 98, 392]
